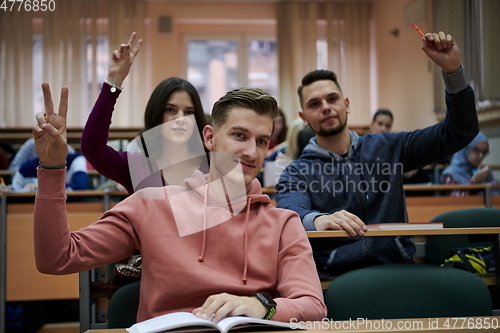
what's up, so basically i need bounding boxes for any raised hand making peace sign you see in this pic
[33,83,69,168]
[106,32,143,87]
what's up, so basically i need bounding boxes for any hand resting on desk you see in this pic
[313,210,367,236]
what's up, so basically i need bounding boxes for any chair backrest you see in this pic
[425,208,500,265]
[107,280,141,329]
[325,263,492,320]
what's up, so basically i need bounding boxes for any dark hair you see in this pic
[141,77,208,157]
[372,108,394,122]
[297,70,343,106]
[274,108,288,144]
[211,87,279,129]
[143,77,206,133]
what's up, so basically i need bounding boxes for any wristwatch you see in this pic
[254,293,277,320]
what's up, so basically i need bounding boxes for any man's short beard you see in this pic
[313,121,347,137]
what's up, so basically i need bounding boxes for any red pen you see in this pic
[411,23,437,51]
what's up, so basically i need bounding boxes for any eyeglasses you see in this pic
[470,147,489,156]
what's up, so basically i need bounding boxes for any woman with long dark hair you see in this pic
[81,33,209,281]
[81,32,209,194]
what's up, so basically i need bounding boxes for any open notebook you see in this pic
[127,312,302,333]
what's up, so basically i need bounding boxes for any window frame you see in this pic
[181,33,278,114]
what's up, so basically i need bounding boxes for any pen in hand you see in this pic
[411,23,438,51]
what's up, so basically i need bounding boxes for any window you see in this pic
[32,35,44,117]
[434,0,500,108]
[1,1,146,128]
[472,0,500,106]
[247,39,277,97]
[186,37,277,114]
[31,18,110,120]
[85,32,110,109]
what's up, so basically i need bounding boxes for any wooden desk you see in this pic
[84,316,500,332]
[404,183,500,221]
[406,195,486,222]
[261,183,500,220]
[410,183,500,221]
[307,227,500,305]
[0,190,128,333]
[306,227,500,238]
[0,170,14,176]
[262,181,500,194]
[0,127,141,144]
[404,183,500,192]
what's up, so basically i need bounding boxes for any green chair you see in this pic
[107,280,141,329]
[325,263,492,320]
[425,208,500,266]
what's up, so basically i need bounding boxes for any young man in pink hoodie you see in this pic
[32,84,327,324]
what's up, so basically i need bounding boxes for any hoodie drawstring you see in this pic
[241,197,251,285]
[197,183,253,286]
[198,185,209,262]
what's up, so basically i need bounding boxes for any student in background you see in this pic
[277,30,478,276]
[369,108,393,134]
[442,132,495,196]
[296,125,315,158]
[12,152,88,191]
[0,142,17,169]
[80,32,208,194]
[263,117,306,189]
[266,117,305,162]
[0,147,7,170]
[268,109,287,151]
[370,108,431,188]
[8,137,75,171]
[32,83,326,324]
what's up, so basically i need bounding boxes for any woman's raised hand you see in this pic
[106,32,143,87]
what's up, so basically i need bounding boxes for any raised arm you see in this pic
[33,84,138,275]
[80,32,143,194]
[400,30,478,171]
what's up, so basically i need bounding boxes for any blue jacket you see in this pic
[276,67,478,254]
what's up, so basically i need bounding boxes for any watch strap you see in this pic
[264,306,276,320]
[254,293,277,320]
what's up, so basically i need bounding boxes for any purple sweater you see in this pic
[81,83,208,194]
[81,83,136,193]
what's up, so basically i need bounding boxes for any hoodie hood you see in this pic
[183,170,270,207]
[301,131,361,160]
